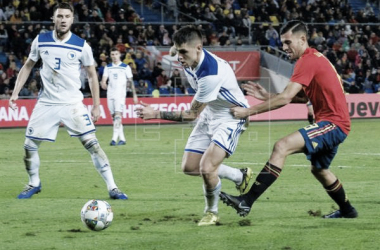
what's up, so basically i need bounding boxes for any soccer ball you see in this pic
[81,200,113,231]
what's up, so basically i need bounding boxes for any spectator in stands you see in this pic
[138,62,153,82]
[134,51,147,71]
[90,8,104,22]
[156,70,169,89]
[136,79,149,95]
[152,61,163,80]
[218,31,229,46]
[362,69,375,93]
[0,6,7,21]
[127,29,137,46]
[170,68,187,94]
[0,23,9,48]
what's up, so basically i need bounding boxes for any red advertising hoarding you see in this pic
[0,94,379,128]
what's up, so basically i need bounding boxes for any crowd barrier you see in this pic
[0,94,379,128]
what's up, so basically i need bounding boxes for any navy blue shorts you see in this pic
[298,121,347,169]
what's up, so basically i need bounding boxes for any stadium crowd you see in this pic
[0,0,380,99]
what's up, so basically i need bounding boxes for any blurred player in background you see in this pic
[9,3,128,200]
[220,20,357,219]
[101,47,138,146]
[136,26,253,226]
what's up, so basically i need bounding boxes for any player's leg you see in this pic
[184,119,251,189]
[108,98,117,145]
[113,98,126,145]
[311,166,357,218]
[220,130,305,216]
[303,121,357,218]
[63,102,127,199]
[79,133,128,199]
[18,138,43,199]
[18,103,60,199]
[196,143,226,226]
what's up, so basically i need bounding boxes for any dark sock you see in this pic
[324,179,354,213]
[243,162,282,206]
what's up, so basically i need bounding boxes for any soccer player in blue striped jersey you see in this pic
[9,3,128,200]
[136,26,253,226]
[101,47,138,146]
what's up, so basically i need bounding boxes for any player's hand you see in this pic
[100,83,107,90]
[230,106,251,119]
[135,101,158,120]
[169,46,177,57]
[242,82,269,101]
[91,105,100,123]
[9,94,18,110]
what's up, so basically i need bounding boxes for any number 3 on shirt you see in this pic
[54,58,61,70]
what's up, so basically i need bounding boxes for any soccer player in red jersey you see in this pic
[220,20,358,219]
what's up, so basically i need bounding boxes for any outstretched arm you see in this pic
[231,81,304,118]
[9,58,36,110]
[136,99,206,121]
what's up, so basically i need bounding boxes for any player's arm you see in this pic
[9,58,36,110]
[136,99,206,121]
[231,81,304,118]
[85,65,101,123]
[100,72,108,90]
[290,88,309,103]
[128,77,138,104]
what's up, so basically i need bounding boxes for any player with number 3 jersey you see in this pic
[9,3,128,200]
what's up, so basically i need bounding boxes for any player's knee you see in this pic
[80,134,100,154]
[272,139,289,157]
[181,161,200,176]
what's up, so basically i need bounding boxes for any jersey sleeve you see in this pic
[126,65,133,79]
[103,66,109,77]
[194,75,222,103]
[290,56,316,87]
[28,36,40,62]
[81,42,95,66]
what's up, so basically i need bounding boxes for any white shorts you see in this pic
[107,97,125,115]
[184,118,247,156]
[26,102,96,141]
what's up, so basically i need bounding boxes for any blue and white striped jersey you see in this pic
[29,31,94,104]
[184,49,249,121]
[103,62,133,100]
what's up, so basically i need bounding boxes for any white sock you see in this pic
[86,140,117,191]
[112,117,119,141]
[218,164,242,185]
[24,150,40,187]
[203,179,221,214]
[119,123,125,142]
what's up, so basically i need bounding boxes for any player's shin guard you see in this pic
[24,138,41,187]
[203,179,221,214]
[83,136,117,191]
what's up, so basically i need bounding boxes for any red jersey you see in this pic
[290,48,351,134]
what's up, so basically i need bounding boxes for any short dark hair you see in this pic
[53,3,74,14]
[280,20,308,36]
[110,47,119,52]
[172,25,202,46]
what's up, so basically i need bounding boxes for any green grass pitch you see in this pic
[0,119,379,250]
